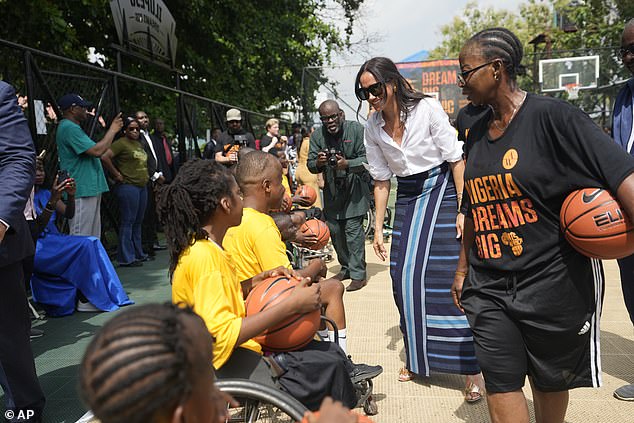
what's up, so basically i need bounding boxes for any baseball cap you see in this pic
[226,108,242,122]
[57,94,92,111]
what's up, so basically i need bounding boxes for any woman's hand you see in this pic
[456,212,465,239]
[451,273,466,313]
[373,232,387,261]
[50,175,65,203]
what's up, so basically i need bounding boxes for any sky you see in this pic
[335,0,527,65]
[314,0,528,120]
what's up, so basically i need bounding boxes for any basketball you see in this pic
[295,185,317,206]
[560,188,634,259]
[245,276,320,352]
[299,219,330,250]
[300,411,374,423]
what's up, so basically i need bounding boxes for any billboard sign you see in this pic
[110,0,178,65]
[397,59,467,120]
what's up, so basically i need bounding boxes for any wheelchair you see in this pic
[218,379,308,423]
[286,240,381,416]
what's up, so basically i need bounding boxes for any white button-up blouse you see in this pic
[364,97,464,181]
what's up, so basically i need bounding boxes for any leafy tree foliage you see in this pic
[0,0,364,119]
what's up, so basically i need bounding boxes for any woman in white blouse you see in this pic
[355,57,484,402]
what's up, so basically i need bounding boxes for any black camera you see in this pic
[233,134,249,148]
[322,148,342,167]
[57,169,70,183]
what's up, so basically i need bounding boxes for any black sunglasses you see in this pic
[319,113,340,122]
[457,60,496,85]
[356,81,385,101]
[620,44,634,57]
[127,127,140,132]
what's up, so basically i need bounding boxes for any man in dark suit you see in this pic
[135,111,168,256]
[0,81,45,422]
[151,118,174,183]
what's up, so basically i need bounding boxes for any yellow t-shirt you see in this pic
[171,238,261,369]
[282,174,292,196]
[223,208,291,282]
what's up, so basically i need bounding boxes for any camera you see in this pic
[57,169,70,183]
[321,148,342,167]
[232,134,249,148]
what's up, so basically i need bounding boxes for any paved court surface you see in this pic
[3,239,633,422]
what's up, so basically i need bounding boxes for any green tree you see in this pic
[0,0,364,120]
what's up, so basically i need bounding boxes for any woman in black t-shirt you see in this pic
[451,27,634,423]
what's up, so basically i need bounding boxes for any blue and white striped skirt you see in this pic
[390,163,479,376]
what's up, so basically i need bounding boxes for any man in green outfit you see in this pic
[308,100,370,292]
[55,94,122,238]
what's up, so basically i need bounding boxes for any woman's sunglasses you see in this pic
[127,127,140,132]
[356,82,385,101]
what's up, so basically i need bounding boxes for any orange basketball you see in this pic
[560,188,634,259]
[295,185,317,206]
[245,276,319,352]
[300,411,374,423]
[299,219,330,250]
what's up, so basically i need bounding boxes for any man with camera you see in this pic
[56,93,123,238]
[215,108,256,166]
[307,100,371,292]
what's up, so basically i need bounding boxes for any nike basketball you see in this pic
[560,188,634,259]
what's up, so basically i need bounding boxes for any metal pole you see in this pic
[23,51,37,143]
[176,74,186,166]
[113,50,122,113]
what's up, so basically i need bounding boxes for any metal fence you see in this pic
[0,38,292,252]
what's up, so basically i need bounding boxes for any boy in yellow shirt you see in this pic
[224,151,351,351]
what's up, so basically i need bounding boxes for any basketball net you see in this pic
[564,83,580,100]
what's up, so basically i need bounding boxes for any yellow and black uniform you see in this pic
[171,238,261,369]
[461,94,634,393]
[223,208,291,281]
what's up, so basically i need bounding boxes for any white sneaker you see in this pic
[76,300,101,312]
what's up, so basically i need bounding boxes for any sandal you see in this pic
[398,367,414,382]
[464,379,484,403]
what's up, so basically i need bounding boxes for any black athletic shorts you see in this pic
[460,251,604,393]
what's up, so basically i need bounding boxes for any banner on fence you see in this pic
[397,59,468,121]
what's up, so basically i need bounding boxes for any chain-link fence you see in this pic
[0,38,292,252]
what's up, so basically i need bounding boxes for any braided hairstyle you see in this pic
[466,27,526,85]
[354,56,428,124]
[80,303,205,423]
[155,159,234,276]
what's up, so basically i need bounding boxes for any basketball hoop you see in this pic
[564,83,580,100]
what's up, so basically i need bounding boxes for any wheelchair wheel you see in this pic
[217,379,308,423]
[362,208,375,239]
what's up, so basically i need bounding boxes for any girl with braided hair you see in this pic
[80,303,234,423]
[452,27,634,422]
